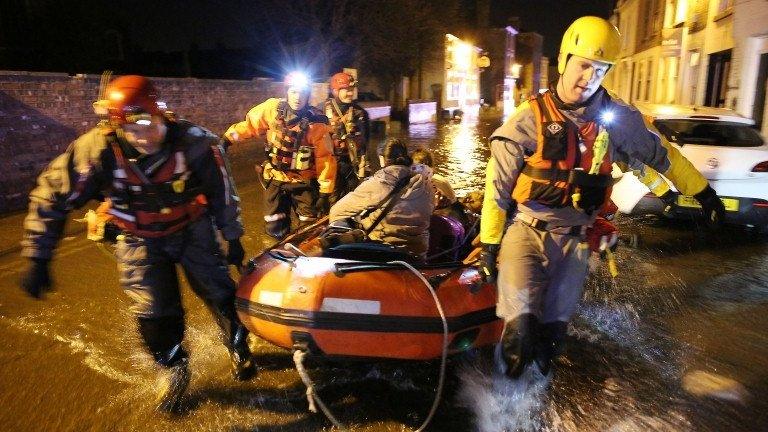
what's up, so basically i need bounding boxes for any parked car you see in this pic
[611,103,768,231]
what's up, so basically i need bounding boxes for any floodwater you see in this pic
[1,116,767,431]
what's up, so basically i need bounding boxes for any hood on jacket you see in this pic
[374,164,432,199]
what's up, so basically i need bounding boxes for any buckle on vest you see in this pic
[172,179,185,193]
[545,122,564,136]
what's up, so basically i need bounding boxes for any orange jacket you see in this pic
[225,98,336,193]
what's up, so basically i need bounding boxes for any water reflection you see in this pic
[397,119,496,197]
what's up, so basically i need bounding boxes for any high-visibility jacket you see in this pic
[225,98,336,194]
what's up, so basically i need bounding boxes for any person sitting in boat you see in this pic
[411,148,457,210]
[328,138,435,260]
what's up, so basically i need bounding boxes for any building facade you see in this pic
[606,0,741,119]
[730,0,768,134]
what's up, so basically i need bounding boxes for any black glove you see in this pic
[315,193,331,215]
[226,239,245,269]
[477,243,499,283]
[658,190,678,215]
[220,135,234,150]
[20,258,52,299]
[694,185,725,229]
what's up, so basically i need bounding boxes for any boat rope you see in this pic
[293,350,348,430]
[291,259,450,432]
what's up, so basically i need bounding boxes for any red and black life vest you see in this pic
[511,91,613,214]
[107,139,214,238]
[325,99,365,158]
[268,102,324,172]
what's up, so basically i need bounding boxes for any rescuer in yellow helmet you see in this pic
[478,16,726,379]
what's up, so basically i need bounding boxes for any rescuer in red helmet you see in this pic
[20,75,257,413]
[323,71,370,205]
[224,71,337,240]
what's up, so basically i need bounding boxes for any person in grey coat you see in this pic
[328,138,435,260]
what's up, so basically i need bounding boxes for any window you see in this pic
[717,0,733,14]
[666,57,679,104]
[688,50,700,105]
[654,120,764,147]
[645,60,653,101]
[658,58,666,102]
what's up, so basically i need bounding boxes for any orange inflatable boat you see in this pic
[235,215,503,360]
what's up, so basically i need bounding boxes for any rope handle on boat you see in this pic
[291,260,449,432]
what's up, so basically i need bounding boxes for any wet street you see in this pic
[2,118,768,431]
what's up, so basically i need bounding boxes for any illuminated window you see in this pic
[645,60,653,101]
[717,0,733,13]
[658,58,666,102]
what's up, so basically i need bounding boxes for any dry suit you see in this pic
[22,120,250,370]
[226,98,336,239]
[481,87,710,375]
[323,98,370,204]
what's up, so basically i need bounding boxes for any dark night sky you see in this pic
[126,0,615,56]
[490,0,616,59]
[0,0,615,78]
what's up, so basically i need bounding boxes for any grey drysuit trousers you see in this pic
[496,220,591,324]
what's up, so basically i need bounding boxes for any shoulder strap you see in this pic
[362,174,415,236]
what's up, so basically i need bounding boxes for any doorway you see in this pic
[705,49,732,107]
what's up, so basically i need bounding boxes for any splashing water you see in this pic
[456,355,552,432]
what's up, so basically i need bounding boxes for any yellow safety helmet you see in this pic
[557,16,621,74]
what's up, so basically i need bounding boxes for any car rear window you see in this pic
[653,119,765,147]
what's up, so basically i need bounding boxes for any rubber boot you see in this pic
[265,219,290,240]
[137,317,191,413]
[230,325,257,381]
[154,344,191,414]
[500,313,539,379]
[206,302,258,381]
[534,321,568,376]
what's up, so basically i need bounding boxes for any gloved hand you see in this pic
[315,193,331,215]
[586,218,618,255]
[226,239,245,269]
[20,258,52,299]
[694,185,725,229]
[656,189,677,213]
[477,243,500,283]
[220,134,235,150]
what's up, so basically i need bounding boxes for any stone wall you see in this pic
[0,71,284,213]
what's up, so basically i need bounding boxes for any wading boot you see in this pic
[534,321,568,376]
[500,313,539,379]
[155,346,190,414]
[231,326,257,381]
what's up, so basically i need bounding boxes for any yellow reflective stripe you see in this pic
[643,116,708,195]
[480,158,507,244]
[635,166,671,196]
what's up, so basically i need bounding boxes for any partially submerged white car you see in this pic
[611,103,768,231]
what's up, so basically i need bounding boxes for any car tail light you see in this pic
[752,161,768,172]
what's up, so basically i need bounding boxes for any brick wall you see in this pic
[0,71,284,213]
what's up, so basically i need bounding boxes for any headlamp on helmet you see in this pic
[94,75,162,126]
[330,72,357,92]
[285,71,310,91]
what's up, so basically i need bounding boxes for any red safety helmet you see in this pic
[330,72,356,93]
[95,75,162,125]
